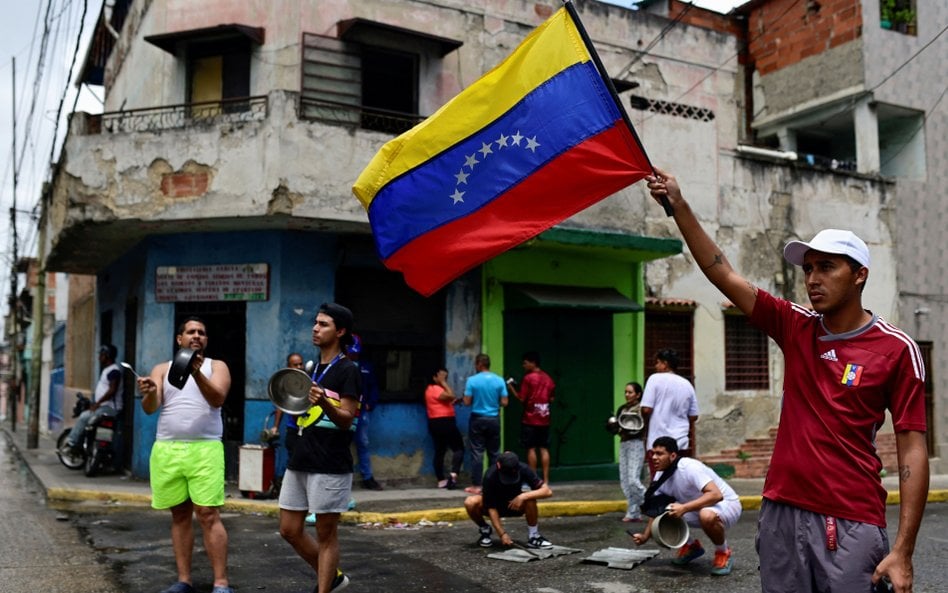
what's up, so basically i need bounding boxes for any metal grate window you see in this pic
[724,313,769,390]
[628,95,715,122]
[645,308,695,383]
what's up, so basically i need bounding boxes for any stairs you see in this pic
[700,427,778,479]
[700,427,900,479]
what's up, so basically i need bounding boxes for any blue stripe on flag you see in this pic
[368,61,621,260]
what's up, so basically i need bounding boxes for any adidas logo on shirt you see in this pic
[820,349,838,362]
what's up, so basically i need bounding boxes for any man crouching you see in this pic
[464,450,554,549]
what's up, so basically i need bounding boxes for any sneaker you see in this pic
[211,587,234,593]
[446,472,458,490]
[330,569,350,591]
[477,525,493,548]
[671,539,705,565]
[305,513,317,525]
[526,534,553,549]
[362,478,384,491]
[710,548,733,576]
[159,583,196,593]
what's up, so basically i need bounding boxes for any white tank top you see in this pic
[156,358,223,441]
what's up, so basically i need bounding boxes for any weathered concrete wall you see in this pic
[863,0,948,466]
[753,39,864,116]
[54,0,912,468]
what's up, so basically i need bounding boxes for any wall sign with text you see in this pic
[156,264,270,302]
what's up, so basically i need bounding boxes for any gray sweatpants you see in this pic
[756,499,889,593]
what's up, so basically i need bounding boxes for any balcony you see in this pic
[46,91,378,274]
[81,96,268,135]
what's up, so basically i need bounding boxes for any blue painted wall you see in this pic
[99,229,476,483]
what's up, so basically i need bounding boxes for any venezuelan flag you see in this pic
[352,6,652,296]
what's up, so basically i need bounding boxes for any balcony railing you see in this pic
[84,96,268,135]
[298,97,425,135]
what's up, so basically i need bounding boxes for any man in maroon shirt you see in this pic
[507,351,555,485]
[646,168,928,593]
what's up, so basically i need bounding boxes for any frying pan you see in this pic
[168,348,199,389]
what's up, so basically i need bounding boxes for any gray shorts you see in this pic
[278,470,352,514]
[756,499,889,593]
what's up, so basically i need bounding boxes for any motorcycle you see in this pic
[55,393,119,477]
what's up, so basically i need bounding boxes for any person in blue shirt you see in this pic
[347,334,383,490]
[462,353,508,494]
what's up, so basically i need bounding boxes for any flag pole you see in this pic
[562,0,673,216]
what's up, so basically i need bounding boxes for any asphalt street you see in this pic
[4,428,948,593]
[0,437,121,593]
[65,501,948,593]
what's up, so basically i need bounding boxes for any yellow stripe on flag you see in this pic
[353,7,590,209]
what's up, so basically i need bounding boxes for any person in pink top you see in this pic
[507,351,555,485]
[425,367,463,489]
[646,168,928,593]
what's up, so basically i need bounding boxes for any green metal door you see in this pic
[503,309,614,480]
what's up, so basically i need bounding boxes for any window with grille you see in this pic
[724,312,769,390]
[645,306,695,383]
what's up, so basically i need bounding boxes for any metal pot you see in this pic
[267,368,314,415]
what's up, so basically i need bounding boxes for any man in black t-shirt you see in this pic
[278,303,362,593]
[463,451,554,549]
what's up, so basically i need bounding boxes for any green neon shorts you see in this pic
[149,440,225,509]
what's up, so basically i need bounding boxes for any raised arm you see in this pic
[191,355,231,408]
[646,168,758,316]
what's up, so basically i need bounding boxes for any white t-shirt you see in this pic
[654,457,739,505]
[94,362,124,412]
[641,371,698,450]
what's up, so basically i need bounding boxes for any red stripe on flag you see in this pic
[384,124,651,296]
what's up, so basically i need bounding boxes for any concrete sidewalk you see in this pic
[5,425,947,525]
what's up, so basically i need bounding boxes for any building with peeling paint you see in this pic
[39,0,942,482]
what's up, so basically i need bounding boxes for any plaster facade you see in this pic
[42,0,916,480]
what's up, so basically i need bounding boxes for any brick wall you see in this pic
[747,0,863,76]
[669,0,743,36]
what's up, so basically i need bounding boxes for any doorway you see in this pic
[174,302,246,479]
[503,309,614,480]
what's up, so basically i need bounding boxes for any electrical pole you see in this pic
[8,57,19,432]
[27,189,48,448]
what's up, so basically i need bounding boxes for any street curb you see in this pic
[40,488,948,525]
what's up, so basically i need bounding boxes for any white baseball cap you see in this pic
[783,229,870,269]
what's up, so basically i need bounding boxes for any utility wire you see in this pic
[642,0,803,122]
[44,0,90,191]
[614,1,696,80]
[879,83,947,169]
[869,24,948,93]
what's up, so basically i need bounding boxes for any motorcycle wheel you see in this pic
[84,444,100,477]
[56,430,85,470]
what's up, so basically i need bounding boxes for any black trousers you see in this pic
[428,416,464,480]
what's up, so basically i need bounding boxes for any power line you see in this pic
[879,83,948,170]
[869,24,948,93]
[614,1,696,80]
[642,0,803,123]
[45,0,90,189]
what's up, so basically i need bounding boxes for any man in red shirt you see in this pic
[507,351,555,485]
[646,169,928,593]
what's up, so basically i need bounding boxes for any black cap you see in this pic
[318,302,354,347]
[497,451,522,485]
